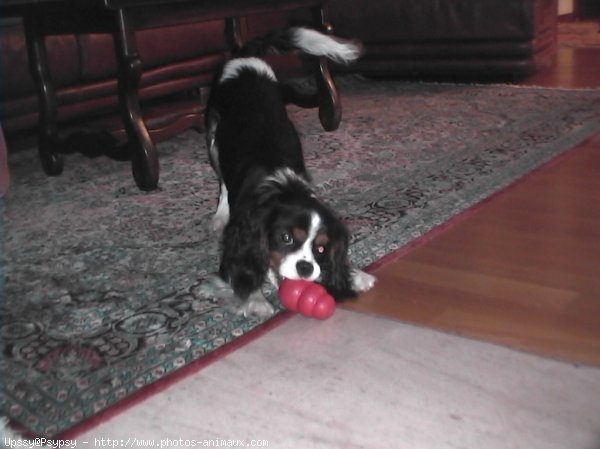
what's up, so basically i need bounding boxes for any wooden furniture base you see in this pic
[5,0,339,190]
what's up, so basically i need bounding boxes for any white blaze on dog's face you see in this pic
[269,211,329,281]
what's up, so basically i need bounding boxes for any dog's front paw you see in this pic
[212,214,228,234]
[351,269,376,292]
[198,274,234,300]
[236,293,276,319]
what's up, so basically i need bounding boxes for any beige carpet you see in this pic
[76,309,600,449]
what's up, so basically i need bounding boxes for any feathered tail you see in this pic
[240,27,362,65]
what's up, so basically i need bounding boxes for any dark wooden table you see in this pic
[2,0,341,190]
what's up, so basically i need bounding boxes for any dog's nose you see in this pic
[296,260,314,278]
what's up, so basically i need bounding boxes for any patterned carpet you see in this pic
[2,78,600,437]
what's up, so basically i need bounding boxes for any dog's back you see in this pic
[207,58,306,207]
[206,27,361,208]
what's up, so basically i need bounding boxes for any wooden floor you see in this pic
[345,39,600,366]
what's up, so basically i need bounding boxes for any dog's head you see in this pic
[220,169,357,300]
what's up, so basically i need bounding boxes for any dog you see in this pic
[203,27,375,317]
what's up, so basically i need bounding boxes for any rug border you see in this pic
[46,311,295,440]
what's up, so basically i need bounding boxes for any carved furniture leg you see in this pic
[225,17,244,52]
[312,6,341,131]
[113,9,159,191]
[23,14,64,176]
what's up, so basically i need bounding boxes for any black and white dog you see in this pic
[203,27,375,317]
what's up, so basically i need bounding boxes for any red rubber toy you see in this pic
[279,279,336,320]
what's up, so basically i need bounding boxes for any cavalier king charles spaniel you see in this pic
[203,27,375,317]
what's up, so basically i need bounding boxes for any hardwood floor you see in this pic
[345,39,600,366]
[523,47,600,88]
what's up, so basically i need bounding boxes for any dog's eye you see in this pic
[280,233,294,245]
[316,245,326,254]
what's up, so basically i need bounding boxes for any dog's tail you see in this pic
[240,27,362,65]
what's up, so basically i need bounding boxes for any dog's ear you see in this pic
[219,178,281,299]
[319,227,357,301]
[219,200,270,299]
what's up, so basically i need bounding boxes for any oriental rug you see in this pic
[1,78,600,437]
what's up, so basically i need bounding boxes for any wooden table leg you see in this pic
[225,17,244,52]
[113,8,159,191]
[23,14,64,176]
[0,124,9,197]
[312,6,341,131]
